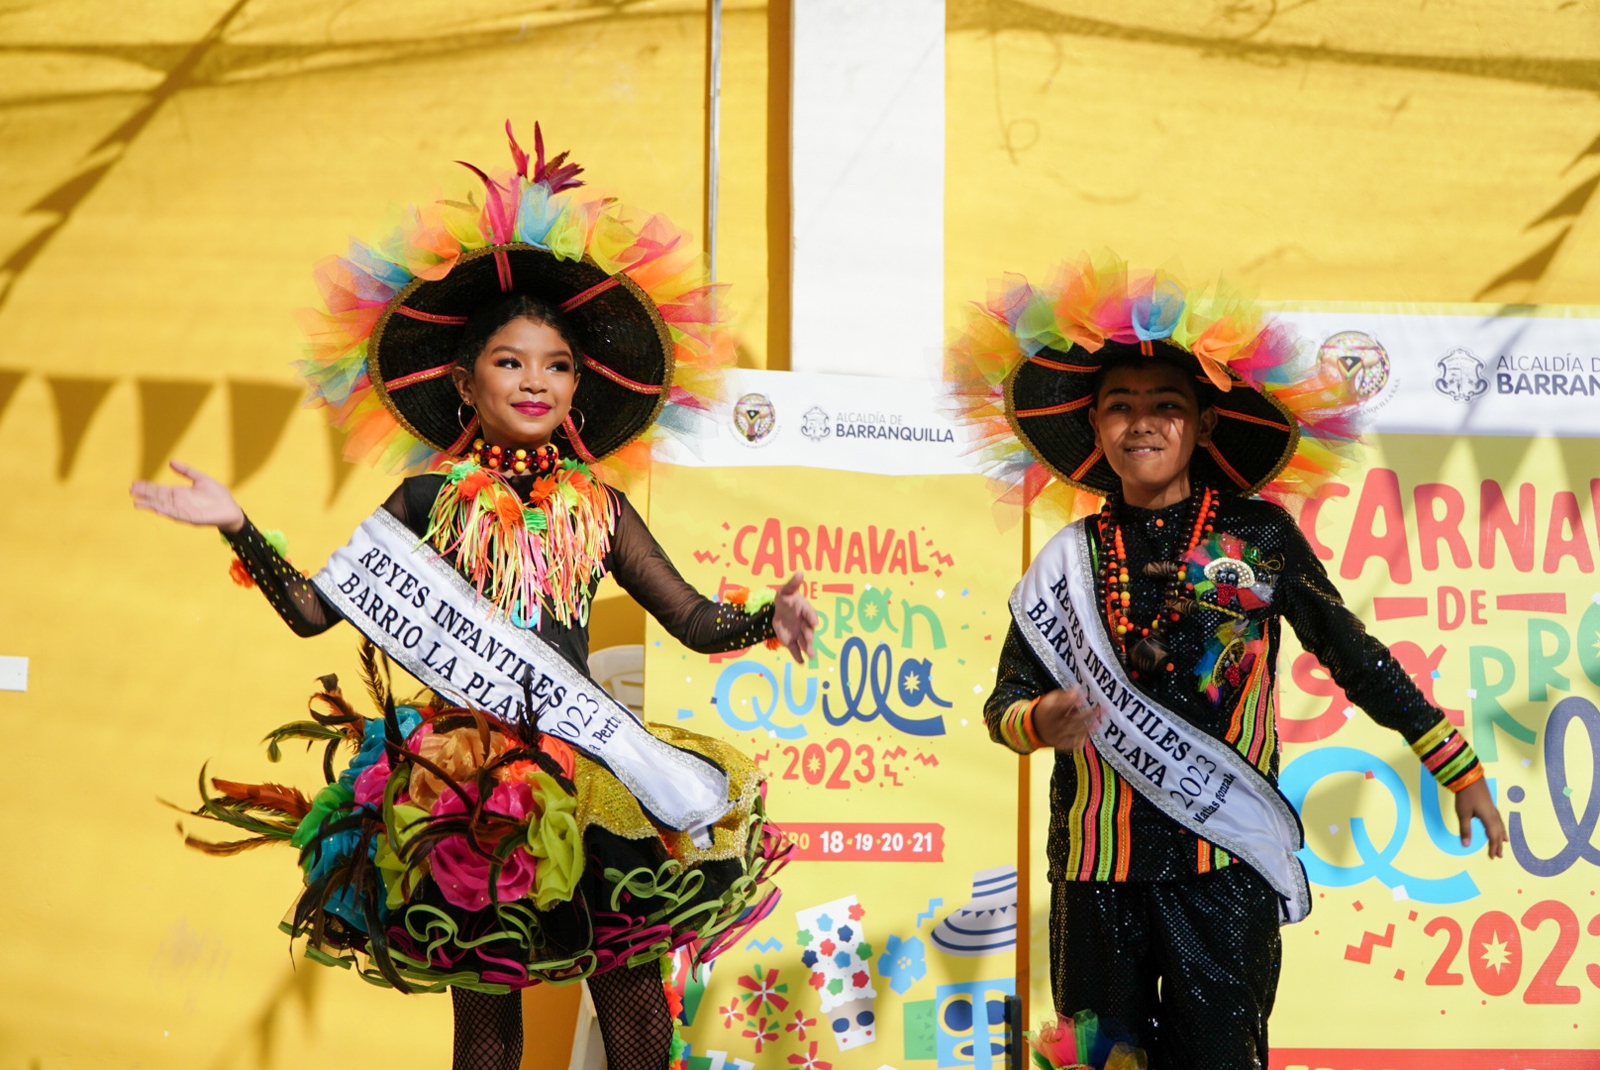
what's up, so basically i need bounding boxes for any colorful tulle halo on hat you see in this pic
[295,121,732,484]
[944,252,1365,524]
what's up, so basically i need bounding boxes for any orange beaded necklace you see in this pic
[1098,485,1218,678]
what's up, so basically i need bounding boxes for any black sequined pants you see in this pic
[1050,865,1282,1070]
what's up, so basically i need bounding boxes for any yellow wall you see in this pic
[945,0,1600,308]
[1,1,1596,1066]
[0,4,721,1066]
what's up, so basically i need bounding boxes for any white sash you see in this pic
[1012,520,1310,924]
[312,509,732,835]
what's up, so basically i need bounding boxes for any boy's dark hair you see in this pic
[1090,347,1220,410]
[454,293,584,372]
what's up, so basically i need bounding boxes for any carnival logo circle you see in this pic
[732,392,777,447]
[1434,347,1488,403]
[800,405,832,442]
[1321,330,1391,401]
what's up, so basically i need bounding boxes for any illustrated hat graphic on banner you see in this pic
[929,866,1017,957]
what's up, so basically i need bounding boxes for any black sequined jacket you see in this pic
[225,473,776,678]
[984,492,1475,884]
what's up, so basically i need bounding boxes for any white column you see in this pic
[789,0,945,379]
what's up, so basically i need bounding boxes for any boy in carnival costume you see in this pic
[947,256,1506,1069]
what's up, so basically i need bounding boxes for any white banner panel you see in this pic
[1275,308,1600,438]
[657,369,975,475]
[666,311,1600,482]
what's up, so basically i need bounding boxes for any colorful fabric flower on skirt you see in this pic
[876,934,929,995]
[522,768,583,908]
[787,1041,832,1070]
[738,965,789,1015]
[294,782,378,931]
[408,722,517,812]
[339,707,423,791]
[428,780,538,910]
[718,999,744,1029]
[374,801,431,909]
[313,843,377,931]
[347,707,424,805]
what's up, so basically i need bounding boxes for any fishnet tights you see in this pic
[452,989,523,1070]
[586,962,676,1070]
[450,963,674,1070]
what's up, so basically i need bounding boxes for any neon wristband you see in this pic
[1021,697,1045,751]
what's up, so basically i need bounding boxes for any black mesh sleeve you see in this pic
[222,518,338,637]
[605,491,777,654]
[220,484,415,639]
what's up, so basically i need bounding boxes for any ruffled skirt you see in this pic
[186,667,788,994]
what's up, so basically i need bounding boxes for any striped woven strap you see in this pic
[583,354,662,395]
[396,306,469,325]
[1016,395,1093,418]
[385,363,455,390]
[560,275,623,312]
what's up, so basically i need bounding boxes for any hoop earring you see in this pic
[567,408,586,435]
[457,403,475,431]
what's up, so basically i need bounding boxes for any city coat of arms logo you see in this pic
[1434,347,1488,403]
[800,405,832,441]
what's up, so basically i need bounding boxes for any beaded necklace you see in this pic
[422,440,616,631]
[468,438,561,479]
[1097,485,1219,678]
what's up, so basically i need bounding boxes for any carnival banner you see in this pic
[1259,308,1600,1069]
[647,340,1600,1070]
[647,371,1024,1070]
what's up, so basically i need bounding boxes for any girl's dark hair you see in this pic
[455,293,584,372]
[1090,348,1220,409]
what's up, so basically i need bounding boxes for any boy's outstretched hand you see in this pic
[1455,777,1508,859]
[1032,687,1104,752]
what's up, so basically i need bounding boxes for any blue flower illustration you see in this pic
[876,934,928,995]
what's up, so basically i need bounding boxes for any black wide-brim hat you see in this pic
[369,244,672,462]
[1005,339,1300,496]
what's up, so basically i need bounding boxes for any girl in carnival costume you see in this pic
[131,123,817,1070]
[947,254,1505,1069]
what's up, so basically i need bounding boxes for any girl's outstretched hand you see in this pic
[773,572,819,664]
[1455,777,1508,859]
[130,461,245,532]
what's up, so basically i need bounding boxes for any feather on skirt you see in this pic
[185,652,788,995]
